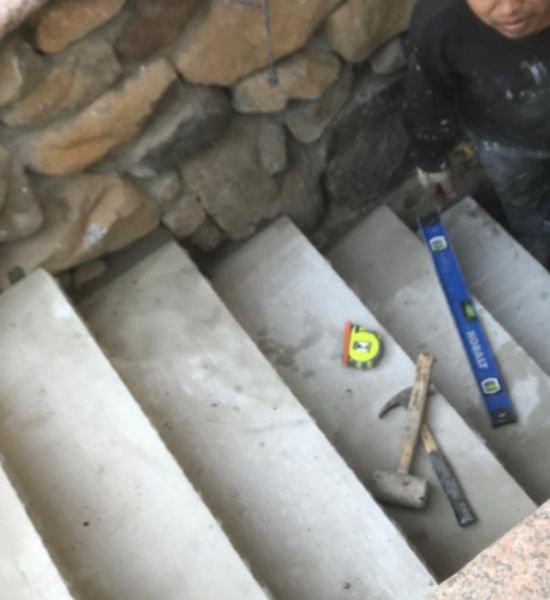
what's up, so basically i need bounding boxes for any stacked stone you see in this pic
[0,0,413,289]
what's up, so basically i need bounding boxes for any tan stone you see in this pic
[0,173,159,288]
[0,0,51,42]
[232,48,341,113]
[162,193,206,239]
[116,0,201,63]
[173,0,343,86]
[0,36,42,107]
[23,58,176,175]
[324,0,415,63]
[34,0,127,53]
[2,38,120,128]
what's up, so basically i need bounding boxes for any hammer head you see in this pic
[371,470,429,510]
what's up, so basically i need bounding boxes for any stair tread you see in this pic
[329,205,550,504]
[212,217,534,582]
[444,198,550,376]
[79,241,436,600]
[0,467,73,599]
[0,271,268,600]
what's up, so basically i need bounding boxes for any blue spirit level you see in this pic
[418,211,517,428]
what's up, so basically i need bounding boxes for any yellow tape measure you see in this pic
[342,321,383,370]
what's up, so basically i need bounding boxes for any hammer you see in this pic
[371,352,435,510]
[380,387,477,527]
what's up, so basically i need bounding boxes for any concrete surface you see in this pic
[444,197,550,377]
[329,205,550,504]
[430,500,550,600]
[0,270,268,600]
[211,217,535,581]
[0,466,73,599]
[79,242,436,600]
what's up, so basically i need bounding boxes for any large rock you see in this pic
[0,145,10,211]
[232,48,340,113]
[0,173,159,288]
[22,58,177,176]
[2,38,120,128]
[34,0,127,53]
[257,119,287,175]
[284,64,353,144]
[179,117,279,239]
[0,36,42,107]
[324,69,413,207]
[324,0,414,63]
[271,139,325,231]
[115,0,201,63]
[99,80,230,175]
[0,160,43,242]
[173,0,343,86]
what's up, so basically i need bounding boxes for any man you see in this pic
[405,0,550,265]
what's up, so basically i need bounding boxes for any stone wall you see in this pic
[0,0,415,289]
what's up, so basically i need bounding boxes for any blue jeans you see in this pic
[474,140,550,259]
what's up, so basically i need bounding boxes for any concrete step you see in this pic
[443,197,550,376]
[0,271,269,600]
[328,206,550,505]
[79,241,436,600]
[0,467,74,599]
[211,217,535,581]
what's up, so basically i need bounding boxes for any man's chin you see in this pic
[494,19,536,38]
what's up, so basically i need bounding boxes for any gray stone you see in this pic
[0,36,43,107]
[0,144,10,211]
[324,69,412,207]
[272,139,325,231]
[189,217,224,251]
[257,119,287,175]
[99,81,231,174]
[369,36,407,74]
[284,65,353,144]
[180,117,279,240]
[137,171,181,210]
[162,193,206,239]
[0,161,43,242]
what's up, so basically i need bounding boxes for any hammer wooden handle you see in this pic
[398,352,435,475]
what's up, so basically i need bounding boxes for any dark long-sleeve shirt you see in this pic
[405,0,550,171]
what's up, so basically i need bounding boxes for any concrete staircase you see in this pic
[1,194,548,598]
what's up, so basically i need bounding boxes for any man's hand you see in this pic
[417,167,457,200]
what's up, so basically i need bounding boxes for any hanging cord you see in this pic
[226,0,279,86]
[262,0,279,86]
